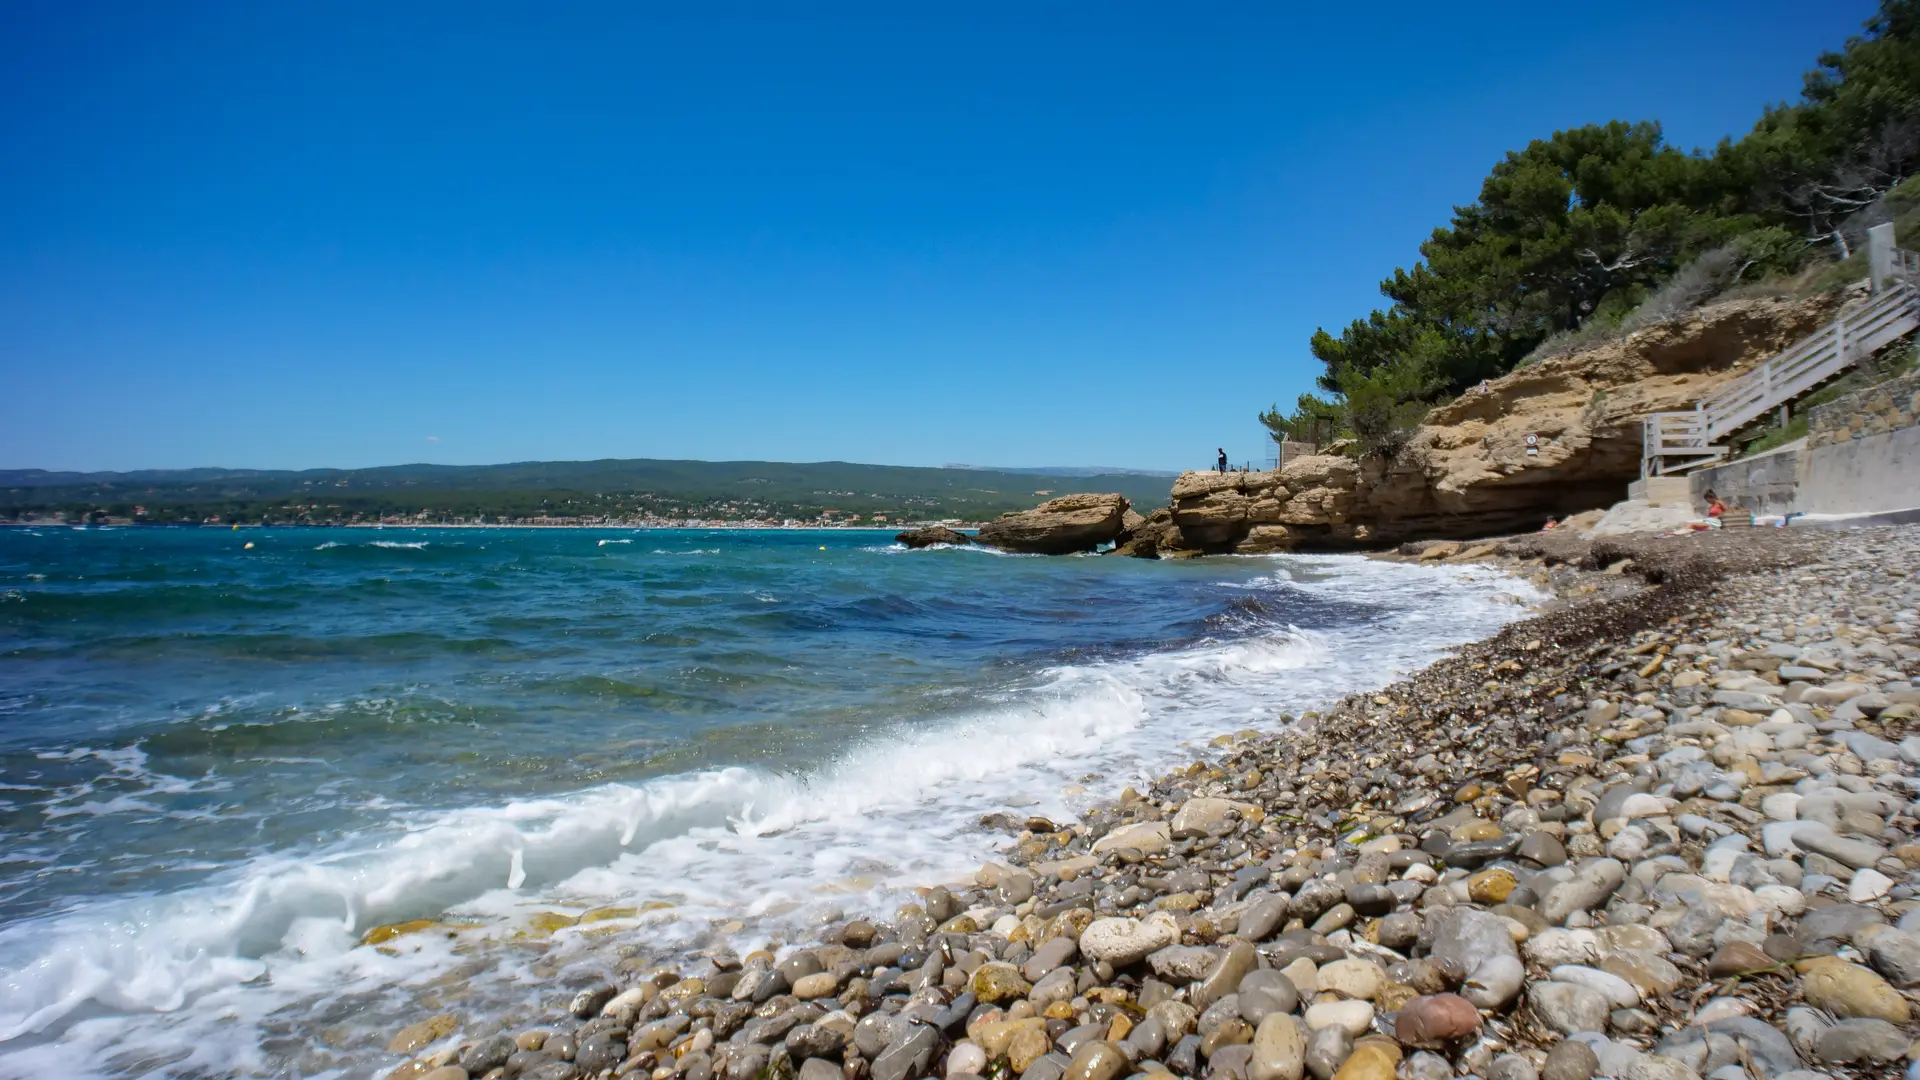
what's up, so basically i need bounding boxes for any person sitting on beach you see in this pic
[1541,517,1558,532]
[1216,448,1227,474]
[1704,490,1727,520]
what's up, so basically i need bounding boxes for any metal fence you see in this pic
[1241,440,1322,473]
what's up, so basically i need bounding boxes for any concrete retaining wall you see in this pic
[1688,442,1806,516]
[1798,424,1920,514]
[1685,369,1920,516]
[1800,369,1920,515]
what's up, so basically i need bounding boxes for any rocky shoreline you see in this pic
[385,526,1920,1080]
[1126,287,1859,558]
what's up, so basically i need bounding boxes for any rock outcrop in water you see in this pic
[1113,508,1172,558]
[1143,288,1853,556]
[896,526,973,549]
[975,493,1130,555]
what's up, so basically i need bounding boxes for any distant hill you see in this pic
[940,464,1180,478]
[0,458,1177,525]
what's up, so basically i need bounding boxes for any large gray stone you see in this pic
[1021,935,1078,982]
[1302,1025,1350,1080]
[1799,903,1884,944]
[1237,970,1301,1026]
[461,1035,517,1076]
[1539,1041,1597,1080]
[1709,1016,1807,1079]
[1430,908,1524,1009]
[869,1024,939,1080]
[1528,981,1609,1036]
[1815,1018,1908,1064]
[1538,859,1626,925]
[1591,782,1649,825]
[1840,731,1903,762]
[1789,823,1887,870]
[798,1060,843,1080]
[1860,924,1920,986]
[1149,945,1221,982]
[1192,942,1259,1011]
[1237,894,1291,942]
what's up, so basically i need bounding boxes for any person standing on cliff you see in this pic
[1216,448,1227,474]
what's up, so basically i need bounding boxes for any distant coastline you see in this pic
[0,520,966,531]
[1,456,1175,530]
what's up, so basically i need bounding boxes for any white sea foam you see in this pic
[596,539,633,546]
[29,747,229,825]
[873,542,1034,557]
[0,556,1544,1078]
[368,541,429,550]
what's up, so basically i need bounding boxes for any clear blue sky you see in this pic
[0,1,1880,473]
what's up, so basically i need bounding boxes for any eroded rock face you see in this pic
[975,493,1130,555]
[1113,507,1175,558]
[1153,289,1851,555]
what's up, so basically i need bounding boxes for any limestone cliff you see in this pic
[1147,287,1857,556]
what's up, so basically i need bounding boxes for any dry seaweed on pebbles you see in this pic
[384,527,1920,1080]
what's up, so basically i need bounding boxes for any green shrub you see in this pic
[1800,251,1870,294]
[1258,358,1441,459]
[1336,358,1439,457]
[1258,393,1345,446]
[1738,416,1810,457]
[1517,229,1812,367]
[1273,2,1920,435]
[1517,312,1629,368]
[1623,229,1808,328]
[1887,174,1920,217]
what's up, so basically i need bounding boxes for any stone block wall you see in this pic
[1689,443,1805,516]
[1808,370,1920,448]
[1277,441,1322,468]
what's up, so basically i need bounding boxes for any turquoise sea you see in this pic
[0,526,1540,1077]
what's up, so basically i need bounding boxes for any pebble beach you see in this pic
[370,524,1920,1080]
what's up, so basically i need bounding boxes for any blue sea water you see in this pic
[0,526,1540,1077]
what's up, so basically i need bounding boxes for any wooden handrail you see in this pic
[1640,251,1920,476]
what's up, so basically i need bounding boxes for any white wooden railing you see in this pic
[1640,249,1920,476]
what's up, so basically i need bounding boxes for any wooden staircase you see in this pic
[1640,244,1920,477]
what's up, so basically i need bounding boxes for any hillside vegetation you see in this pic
[1264,0,1920,455]
[0,459,1174,526]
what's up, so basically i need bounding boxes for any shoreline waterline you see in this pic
[346,525,1920,1080]
[0,530,1553,1076]
[0,523,947,531]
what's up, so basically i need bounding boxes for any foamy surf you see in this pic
[0,553,1543,1078]
[873,542,1035,557]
